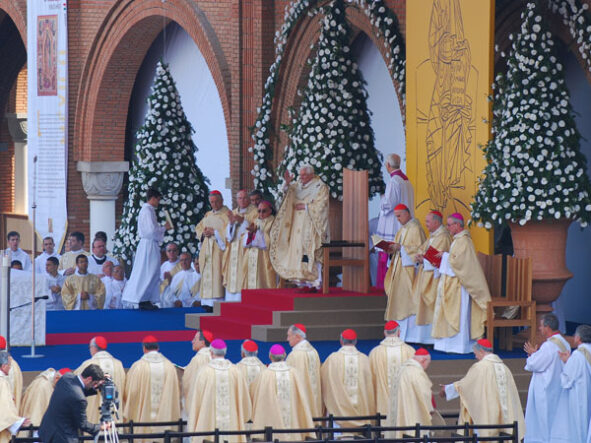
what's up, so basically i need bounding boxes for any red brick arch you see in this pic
[269,1,405,167]
[0,1,26,45]
[74,0,232,163]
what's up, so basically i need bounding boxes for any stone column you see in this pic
[77,161,129,243]
[6,113,28,214]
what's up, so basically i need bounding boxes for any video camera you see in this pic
[99,377,119,423]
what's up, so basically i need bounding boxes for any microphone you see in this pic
[34,295,49,301]
[10,295,50,311]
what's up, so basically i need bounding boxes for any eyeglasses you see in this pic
[166,249,178,253]
[258,209,270,213]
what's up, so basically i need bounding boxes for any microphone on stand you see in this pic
[10,295,50,311]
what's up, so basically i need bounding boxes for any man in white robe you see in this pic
[162,252,201,308]
[35,236,61,274]
[58,232,90,276]
[87,237,119,276]
[104,265,126,309]
[375,154,414,288]
[160,242,180,294]
[45,256,65,311]
[551,324,591,442]
[122,189,171,310]
[5,231,31,272]
[524,313,571,443]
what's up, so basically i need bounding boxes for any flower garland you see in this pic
[471,2,591,229]
[250,0,406,196]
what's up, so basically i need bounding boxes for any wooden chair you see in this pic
[483,254,536,350]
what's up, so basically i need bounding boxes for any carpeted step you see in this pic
[271,309,385,326]
[198,317,255,340]
[219,303,275,323]
[252,323,384,342]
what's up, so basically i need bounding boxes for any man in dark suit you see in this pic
[39,364,108,443]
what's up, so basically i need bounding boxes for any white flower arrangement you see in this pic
[472,2,591,229]
[249,0,405,196]
[113,61,210,264]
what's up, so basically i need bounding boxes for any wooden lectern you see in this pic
[322,169,369,294]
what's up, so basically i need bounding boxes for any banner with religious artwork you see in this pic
[27,0,69,251]
[406,0,494,252]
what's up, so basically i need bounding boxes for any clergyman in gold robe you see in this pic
[432,213,491,354]
[236,339,266,388]
[243,201,276,289]
[19,368,64,426]
[270,165,329,291]
[195,190,231,309]
[384,204,426,341]
[61,255,105,310]
[123,336,180,438]
[386,348,434,439]
[369,321,415,415]
[0,352,29,443]
[439,339,525,441]
[251,344,315,441]
[182,329,214,404]
[285,323,322,417]
[321,329,376,434]
[0,336,22,412]
[187,339,252,443]
[75,336,126,423]
[223,189,257,301]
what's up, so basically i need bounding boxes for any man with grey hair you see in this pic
[285,323,322,416]
[0,351,30,439]
[375,153,414,289]
[187,339,251,441]
[551,324,591,442]
[270,165,329,292]
[236,339,266,387]
[524,313,571,442]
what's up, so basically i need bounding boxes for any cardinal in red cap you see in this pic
[20,366,62,426]
[286,324,323,416]
[183,329,215,401]
[76,336,126,423]
[124,335,180,429]
[321,328,376,427]
[195,184,231,305]
[0,335,23,410]
[250,342,315,439]
[369,321,415,414]
[238,338,267,385]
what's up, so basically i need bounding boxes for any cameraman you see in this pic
[39,364,110,443]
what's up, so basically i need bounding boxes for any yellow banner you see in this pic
[406,0,494,253]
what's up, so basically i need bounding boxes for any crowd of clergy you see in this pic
[2,318,591,442]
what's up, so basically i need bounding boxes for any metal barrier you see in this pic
[13,414,519,443]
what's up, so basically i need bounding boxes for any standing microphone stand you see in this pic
[23,155,43,359]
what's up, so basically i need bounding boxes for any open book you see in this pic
[371,234,395,252]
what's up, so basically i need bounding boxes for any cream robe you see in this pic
[160,260,182,294]
[286,339,323,417]
[0,372,22,443]
[414,225,452,325]
[162,269,201,307]
[243,216,277,289]
[62,272,106,310]
[123,351,181,438]
[19,368,56,426]
[182,347,212,402]
[369,336,416,415]
[452,353,525,441]
[75,351,126,423]
[384,218,426,321]
[236,356,266,388]
[386,358,433,439]
[223,205,257,294]
[58,249,90,273]
[187,358,251,443]
[7,359,22,412]
[432,230,491,339]
[251,361,315,441]
[195,207,231,300]
[321,346,376,433]
[270,176,329,282]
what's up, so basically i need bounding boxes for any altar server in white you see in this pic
[87,237,119,276]
[5,231,31,272]
[524,313,570,443]
[44,257,65,310]
[122,188,171,310]
[550,324,591,443]
[35,236,61,273]
[161,252,201,308]
[104,265,126,310]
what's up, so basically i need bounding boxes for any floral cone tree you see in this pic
[472,1,591,229]
[276,0,385,200]
[113,61,210,265]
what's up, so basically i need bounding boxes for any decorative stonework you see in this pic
[5,113,27,143]
[77,161,129,200]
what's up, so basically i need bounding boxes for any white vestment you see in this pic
[103,277,126,309]
[224,208,249,302]
[122,203,166,306]
[5,248,32,271]
[525,334,571,443]
[376,172,414,242]
[433,252,474,354]
[161,269,201,308]
[550,342,591,443]
[45,272,66,310]
[87,254,119,275]
[160,259,180,280]
[35,251,61,274]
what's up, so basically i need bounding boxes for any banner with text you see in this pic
[27,0,68,250]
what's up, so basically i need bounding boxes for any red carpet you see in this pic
[199,287,384,339]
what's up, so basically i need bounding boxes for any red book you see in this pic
[423,246,442,268]
[371,235,395,252]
